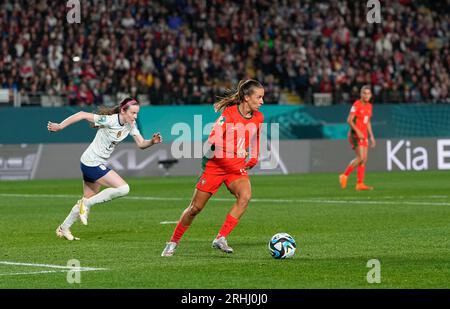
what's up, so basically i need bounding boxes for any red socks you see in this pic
[170,222,190,243]
[357,165,366,184]
[217,214,239,239]
[344,165,355,176]
[170,214,240,243]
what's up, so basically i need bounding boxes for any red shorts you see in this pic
[349,133,368,149]
[196,168,249,195]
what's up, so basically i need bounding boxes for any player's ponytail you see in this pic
[214,79,263,113]
[95,97,139,115]
[91,97,139,128]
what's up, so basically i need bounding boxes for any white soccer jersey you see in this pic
[80,114,141,166]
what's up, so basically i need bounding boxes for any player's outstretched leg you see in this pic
[56,200,82,240]
[82,184,130,225]
[161,189,211,257]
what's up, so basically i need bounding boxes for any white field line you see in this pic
[0,270,68,276]
[320,195,448,200]
[0,193,450,207]
[0,261,108,270]
[0,261,108,277]
[159,221,179,225]
[0,261,108,276]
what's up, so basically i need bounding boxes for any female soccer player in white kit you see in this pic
[47,97,162,240]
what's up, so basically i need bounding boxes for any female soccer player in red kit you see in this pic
[162,79,264,256]
[340,85,376,190]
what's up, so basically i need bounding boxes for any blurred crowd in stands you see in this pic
[0,0,448,106]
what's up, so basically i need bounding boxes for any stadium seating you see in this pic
[0,0,448,106]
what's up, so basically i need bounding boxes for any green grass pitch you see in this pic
[0,171,449,288]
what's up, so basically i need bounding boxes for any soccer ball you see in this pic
[268,233,296,259]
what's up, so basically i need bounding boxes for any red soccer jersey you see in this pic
[349,100,372,138]
[204,104,264,174]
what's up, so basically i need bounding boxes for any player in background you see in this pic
[161,79,265,256]
[339,85,376,190]
[47,97,162,240]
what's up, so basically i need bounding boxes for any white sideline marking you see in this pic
[160,221,178,225]
[0,261,108,277]
[0,261,108,270]
[328,195,448,200]
[1,270,68,276]
[0,193,450,207]
[0,193,76,198]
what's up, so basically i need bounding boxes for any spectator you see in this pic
[0,0,447,106]
[77,83,94,106]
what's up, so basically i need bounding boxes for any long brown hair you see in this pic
[91,97,139,128]
[214,79,263,113]
[95,97,140,115]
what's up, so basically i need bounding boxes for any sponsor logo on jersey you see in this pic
[117,131,122,138]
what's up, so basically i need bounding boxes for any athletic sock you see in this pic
[216,214,239,239]
[170,222,190,243]
[61,203,80,230]
[84,185,129,209]
[357,165,366,184]
[344,165,355,176]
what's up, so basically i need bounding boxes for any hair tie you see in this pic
[121,99,137,110]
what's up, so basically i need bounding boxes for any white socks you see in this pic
[60,185,130,230]
[61,204,80,230]
[83,184,130,209]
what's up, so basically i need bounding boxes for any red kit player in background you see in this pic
[340,85,376,191]
[162,79,265,256]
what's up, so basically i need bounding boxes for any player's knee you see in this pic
[187,203,201,217]
[117,184,130,197]
[237,191,252,206]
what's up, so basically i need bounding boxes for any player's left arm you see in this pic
[367,120,376,148]
[245,116,264,170]
[133,132,163,150]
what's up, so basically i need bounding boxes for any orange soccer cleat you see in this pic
[339,174,348,189]
[355,183,373,191]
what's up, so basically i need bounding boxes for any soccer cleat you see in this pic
[56,226,80,241]
[79,199,89,225]
[161,242,178,257]
[212,236,234,253]
[356,183,374,191]
[339,174,348,189]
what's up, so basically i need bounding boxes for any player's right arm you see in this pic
[207,109,230,148]
[367,119,376,148]
[347,107,364,139]
[47,111,95,132]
